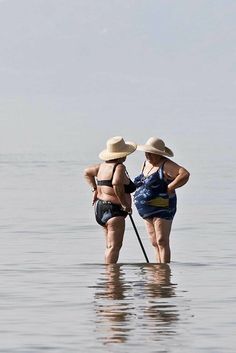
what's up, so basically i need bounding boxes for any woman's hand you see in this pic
[92,189,98,205]
[121,204,132,214]
[167,184,175,195]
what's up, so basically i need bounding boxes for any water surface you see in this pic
[0,154,235,352]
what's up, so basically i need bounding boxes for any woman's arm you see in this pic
[112,164,131,212]
[164,160,190,194]
[84,164,100,205]
[84,164,100,190]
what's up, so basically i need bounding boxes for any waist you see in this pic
[97,199,121,206]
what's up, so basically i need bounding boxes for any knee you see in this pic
[148,230,158,247]
[150,238,158,247]
[156,237,168,248]
[107,240,123,251]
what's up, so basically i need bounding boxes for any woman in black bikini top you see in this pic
[84,136,137,264]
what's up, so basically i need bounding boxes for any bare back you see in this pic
[97,162,131,206]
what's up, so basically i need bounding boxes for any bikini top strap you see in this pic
[97,162,122,182]
[111,162,122,180]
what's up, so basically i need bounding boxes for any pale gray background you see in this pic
[0,0,235,160]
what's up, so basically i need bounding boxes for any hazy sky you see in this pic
[0,0,235,160]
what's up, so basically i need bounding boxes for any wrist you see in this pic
[167,185,174,193]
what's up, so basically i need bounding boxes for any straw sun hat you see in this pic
[137,137,174,157]
[99,136,137,161]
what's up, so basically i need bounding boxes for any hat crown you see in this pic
[137,136,173,157]
[99,136,136,161]
[107,136,126,153]
[146,137,165,151]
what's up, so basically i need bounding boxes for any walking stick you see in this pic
[129,214,149,263]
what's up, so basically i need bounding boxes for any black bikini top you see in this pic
[97,163,136,194]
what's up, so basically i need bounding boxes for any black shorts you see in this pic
[94,199,128,226]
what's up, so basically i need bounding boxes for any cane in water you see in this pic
[129,214,149,263]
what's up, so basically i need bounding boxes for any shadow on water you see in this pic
[94,263,179,346]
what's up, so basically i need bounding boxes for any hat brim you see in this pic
[99,142,137,161]
[137,145,174,157]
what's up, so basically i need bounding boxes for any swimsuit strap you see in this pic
[141,161,146,173]
[111,163,122,180]
[97,163,121,187]
[98,162,121,181]
[159,160,167,180]
[141,159,166,177]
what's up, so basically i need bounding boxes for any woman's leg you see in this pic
[144,219,161,262]
[153,218,173,263]
[104,217,125,264]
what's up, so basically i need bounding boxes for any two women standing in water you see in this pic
[84,136,190,264]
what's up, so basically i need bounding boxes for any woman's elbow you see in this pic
[184,170,190,182]
[84,167,91,178]
[180,168,190,182]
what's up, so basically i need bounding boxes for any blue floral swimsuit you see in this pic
[133,160,177,220]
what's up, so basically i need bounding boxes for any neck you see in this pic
[149,156,163,166]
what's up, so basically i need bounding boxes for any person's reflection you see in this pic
[143,264,179,336]
[94,264,132,344]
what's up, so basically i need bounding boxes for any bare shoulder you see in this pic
[164,158,181,170]
[114,163,125,175]
[164,158,189,178]
[112,163,126,183]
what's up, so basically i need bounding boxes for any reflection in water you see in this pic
[94,264,179,346]
[142,264,179,338]
[94,264,132,344]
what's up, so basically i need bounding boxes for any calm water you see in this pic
[1,153,236,353]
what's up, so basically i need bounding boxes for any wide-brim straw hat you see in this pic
[137,137,174,157]
[99,136,137,161]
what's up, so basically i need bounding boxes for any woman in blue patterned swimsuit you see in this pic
[134,137,190,263]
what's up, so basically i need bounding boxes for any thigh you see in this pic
[106,216,125,245]
[144,218,156,242]
[153,218,172,241]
